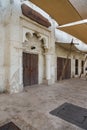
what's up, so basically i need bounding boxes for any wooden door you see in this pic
[57,57,64,80]
[23,53,38,86]
[30,54,38,85]
[57,57,71,80]
[75,59,78,75]
[81,60,84,74]
[23,52,30,86]
[64,58,71,79]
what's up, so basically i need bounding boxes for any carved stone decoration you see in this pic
[25,32,33,40]
[42,37,48,49]
[23,29,34,43]
[22,29,49,54]
[37,34,49,51]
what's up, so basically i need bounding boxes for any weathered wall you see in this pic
[55,44,85,79]
[0,25,6,92]
[21,16,55,85]
[0,0,85,93]
[5,0,55,93]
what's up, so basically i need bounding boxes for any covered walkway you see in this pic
[0,78,87,130]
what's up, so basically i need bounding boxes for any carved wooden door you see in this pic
[23,53,38,86]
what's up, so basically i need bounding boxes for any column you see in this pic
[45,54,51,84]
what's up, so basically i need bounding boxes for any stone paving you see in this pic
[0,78,87,130]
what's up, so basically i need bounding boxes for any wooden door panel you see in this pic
[57,57,63,80]
[57,57,71,80]
[23,53,38,86]
[64,59,71,79]
[31,54,38,85]
[23,53,31,86]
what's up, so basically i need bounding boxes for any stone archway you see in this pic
[22,31,48,86]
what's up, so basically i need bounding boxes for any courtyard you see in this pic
[0,78,87,130]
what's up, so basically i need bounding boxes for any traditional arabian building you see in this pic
[0,0,86,93]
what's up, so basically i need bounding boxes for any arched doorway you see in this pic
[22,32,46,86]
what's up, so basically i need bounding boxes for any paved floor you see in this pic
[0,78,87,130]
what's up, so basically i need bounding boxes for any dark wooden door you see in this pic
[57,57,71,80]
[57,57,63,80]
[75,59,78,75]
[23,53,38,86]
[81,60,84,74]
[64,58,71,79]
[30,54,38,85]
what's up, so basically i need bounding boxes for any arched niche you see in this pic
[22,31,49,53]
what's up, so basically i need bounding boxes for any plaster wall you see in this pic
[55,44,85,79]
[6,8,55,93]
[0,0,85,93]
[0,25,6,92]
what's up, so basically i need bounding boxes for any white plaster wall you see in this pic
[71,57,75,78]
[0,0,56,93]
[0,0,22,93]
[0,25,6,92]
[8,23,23,93]
[0,0,10,8]
[6,1,23,93]
[48,23,56,83]
[9,44,23,93]
[0,25,5,66]
[39,54,45,84]
[0,24,11,92]
[56,44,69,58]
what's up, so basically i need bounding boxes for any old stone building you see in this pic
[0,0,86,93]
[56,43,85,80]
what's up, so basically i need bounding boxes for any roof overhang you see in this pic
[56,42,86,54]
[21,3,51,27]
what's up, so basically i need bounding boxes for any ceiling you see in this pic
[29,0,87,44]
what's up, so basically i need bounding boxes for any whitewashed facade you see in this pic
[0,0,86,93]
[55,44,85,80]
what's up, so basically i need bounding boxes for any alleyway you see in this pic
[0,78,87,130]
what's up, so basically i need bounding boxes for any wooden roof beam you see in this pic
[21,4,51,28]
